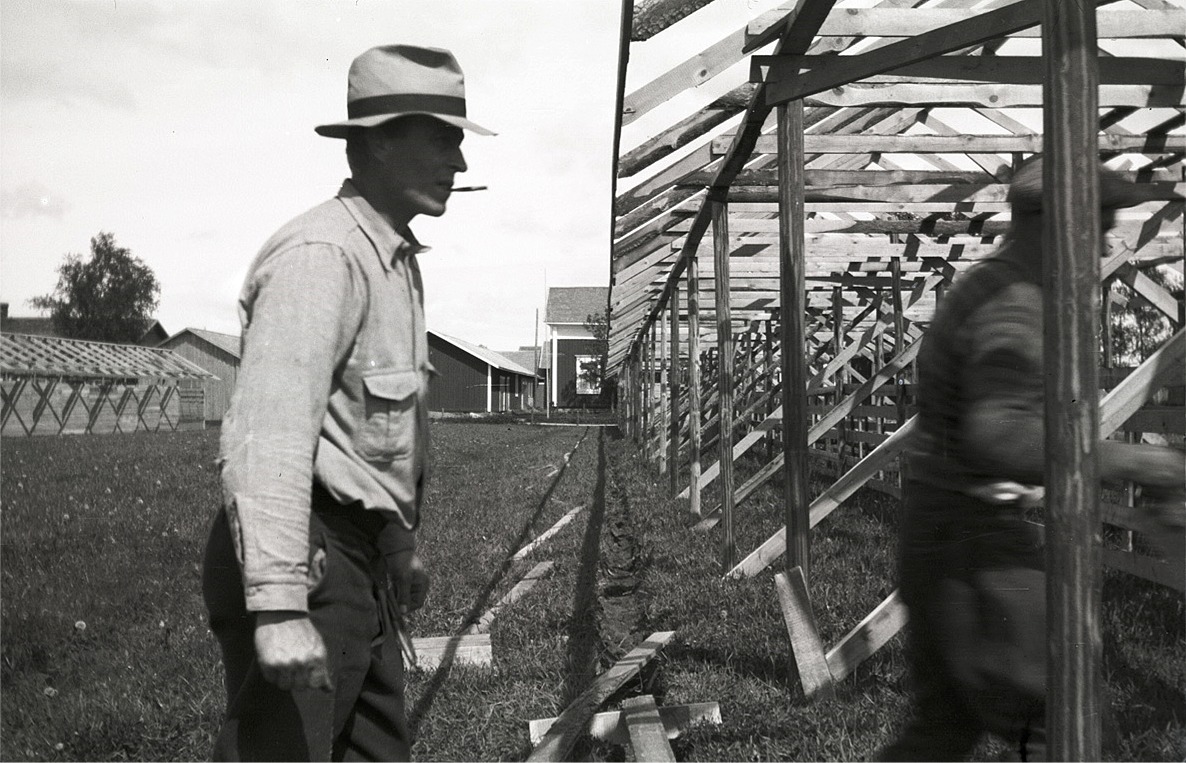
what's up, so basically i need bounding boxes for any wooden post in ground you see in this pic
[622,362,632,439]
[669,285,682,497]
[1042,1,1103,757]
[643,327,653,459]
[659,304,669,477]
[712,197,736,570]
[688,250,704,517]
[890,258,908,487]
[764,318,775,462]
[831,286,846,470]
[779,101,811,577]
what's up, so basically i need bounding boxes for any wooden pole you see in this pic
[659,305,669,477]
[669,285,682,498]
[712,198,736,570]
[643,327,653,458]
[764,318,775,462]
[832,287,845,470]
[890,258,909,487]
[779,101,811,577]
[1042,1,1103,758]
[688,250,704,518]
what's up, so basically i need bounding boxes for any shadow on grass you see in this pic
[407,426,593,735]
[561,428,608,707]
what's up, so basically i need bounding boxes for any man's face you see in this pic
[371,115,467,221]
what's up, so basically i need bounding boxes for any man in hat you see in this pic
[879,156,1184,761]
[201,44,493,760]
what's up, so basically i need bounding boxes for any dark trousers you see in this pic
[880,481,1047,762]
[202,489,411,761]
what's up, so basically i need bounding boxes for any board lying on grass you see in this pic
[528,701,721,748]
[467,561,555,634]
[622,694,677,763]
[527,631,677,762]
[410,633,492,671]
[513,506,587,561]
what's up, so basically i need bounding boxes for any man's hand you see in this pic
[387,549,430,614]
[254,612,333,692]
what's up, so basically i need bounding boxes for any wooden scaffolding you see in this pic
[608,0,1184,757]
[1,332,214,436]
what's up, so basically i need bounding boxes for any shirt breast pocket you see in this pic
[357,370,419,462]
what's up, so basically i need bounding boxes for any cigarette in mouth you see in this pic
[450,185,488,192]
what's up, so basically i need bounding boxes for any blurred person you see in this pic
[201,45,492,761]
[878,156,1185,762]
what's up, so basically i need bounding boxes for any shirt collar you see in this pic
[336,179,432,271]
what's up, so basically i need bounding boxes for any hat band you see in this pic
[348,93,467,120]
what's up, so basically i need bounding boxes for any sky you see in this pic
[1,0,628,352]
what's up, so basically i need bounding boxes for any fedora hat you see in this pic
[315,44,494,139]
[1007,154,1181,212]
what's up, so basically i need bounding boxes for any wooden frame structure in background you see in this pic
[609,0,1183,757]
[1,332,212,436]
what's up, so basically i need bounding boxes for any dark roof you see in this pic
[1,332,216,380]
[0,315,60,338]
[429,330,537,377]
[499,349,541,372]
[545,287,609,325]
[138,321,170,347]
[161,328,242,359]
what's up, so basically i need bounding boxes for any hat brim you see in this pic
[315,111,495,138]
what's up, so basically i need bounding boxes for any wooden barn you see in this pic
[157,328,242,424]
[609,1,1183,753]
[427,330,539,413]
[1,332,212,437]
[544,286,610,408]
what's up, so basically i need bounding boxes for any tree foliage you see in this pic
[1106,264,1181,367]
[579,308,611,397]
[30,232,161,343]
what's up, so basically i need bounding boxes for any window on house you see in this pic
[575,354,600,396]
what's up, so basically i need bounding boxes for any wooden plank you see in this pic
[512,506,587,561]
[803,83,1181,109]
[823,590,908,682]
[750,6,1179,40]
[713,199,737,571]
[527,702,722,747]
[1044,4,1106,755]
[467,561,555,634]
[623,28,746,126]
[622,695,677,763]
[765,0,1120,107]
[527,631,677,761]
[726,132,1186,156]
[756,55,1186,87]
[729,417,917,578]
[411,633,492,670]
[1099,329,1184,438]
[688,250,704,517]
[1102,546,1185,592]
[774,568,835,699]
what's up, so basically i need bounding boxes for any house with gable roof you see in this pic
[544,286,609,408]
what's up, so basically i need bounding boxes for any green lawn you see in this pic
[1,423,1182,761]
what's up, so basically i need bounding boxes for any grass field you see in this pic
[2,422,1183,761]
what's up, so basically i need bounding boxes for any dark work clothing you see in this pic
[202,487,411,762]
[880,480,1046,762]
[884,243,1052,761]
[910,250,1045,491]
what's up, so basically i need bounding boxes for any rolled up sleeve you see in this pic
[220,244,363,612]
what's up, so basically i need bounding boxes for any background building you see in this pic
[544,286,609,408]
[427,330,539,413]
[156,328,241,424]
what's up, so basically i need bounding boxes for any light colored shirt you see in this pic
[220,180,432,613]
